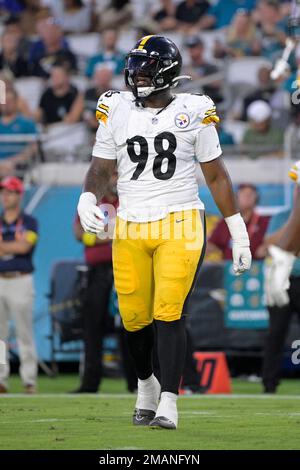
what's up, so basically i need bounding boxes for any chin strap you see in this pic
[136,75,191,98]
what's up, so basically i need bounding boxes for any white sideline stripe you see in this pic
[0,393,299,399]
[3,412,300,426]
[25,185,50,214]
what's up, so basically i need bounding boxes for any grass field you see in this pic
[0,375,299,450]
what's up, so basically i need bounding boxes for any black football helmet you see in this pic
[125,35,185,99]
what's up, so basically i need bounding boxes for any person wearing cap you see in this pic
[184,35,223,104]
[0,176,39,394]
[29,15,77,78]
[207,183,270,261]
[242,100,284,157]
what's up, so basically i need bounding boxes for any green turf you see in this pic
[0,375,299,450]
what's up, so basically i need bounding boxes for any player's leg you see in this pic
[0,280,10,392]
[151,210,206,429]
[7,275,37,391]
[112,218,160,425]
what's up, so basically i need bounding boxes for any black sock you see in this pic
[125,323,154,380]
[156,317,186,394]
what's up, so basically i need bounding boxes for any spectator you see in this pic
[71,171,118,393]
[214,9,258,58]
[175,0,210,32]
[0,0,24,15]
[0,176,39,394]
[37,64,83,125]
[0,30,29,78]
[242,100,284,153]
[19,1,51,37]
[4,14,32,62]
[184,35,223,104]
[98,0,133,32]
[0,89,37,177]
[0,73,32,118]
[253,0,286,61]
[207,183,270,260]
[29,15,77,78]
[199,0,257,30]
[151,0,177,31]
[53,0,92,34]
[239,66,276,120]
[262,184,300,393]
[84,65,114,133]
[85,29,124,78]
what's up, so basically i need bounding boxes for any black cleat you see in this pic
[133,408,156,426]
[149,416,177,430]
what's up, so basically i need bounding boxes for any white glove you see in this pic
[77,192,105,235]
[265,245,295,308]
[225,213,252,276]
[288,160,300,185]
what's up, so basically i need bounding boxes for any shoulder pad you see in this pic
[95,90,121,125]
[186,93,220,125]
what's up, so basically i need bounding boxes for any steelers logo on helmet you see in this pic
[175,113,190,128]
[124,35,184,100]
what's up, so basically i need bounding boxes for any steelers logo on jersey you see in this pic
[175,113,190,128]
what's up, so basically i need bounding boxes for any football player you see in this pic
[77,35,252,430]
[266,160,300,307]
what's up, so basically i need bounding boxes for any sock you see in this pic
[156,317,186,394]
[156,391,178,427]
[125,323,154,380]
[135,373,161,412]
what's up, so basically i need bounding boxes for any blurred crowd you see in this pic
[0,0,300,177]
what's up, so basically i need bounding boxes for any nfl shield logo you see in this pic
[175,113,190,128]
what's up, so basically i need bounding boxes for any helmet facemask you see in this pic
[125,53,180,99]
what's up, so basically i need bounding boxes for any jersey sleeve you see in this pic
[92,91,119,160]
[192,94,222,163]
[194,125,222,163]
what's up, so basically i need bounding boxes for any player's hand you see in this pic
[77,192,105,235]
[265,245,295,307]
[231,243,252,275]
[288,160,300,185]
[225,213,252,276]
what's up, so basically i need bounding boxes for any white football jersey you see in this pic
[92,90,222,222]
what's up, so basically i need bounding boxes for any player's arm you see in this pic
[200,158,237,217]
[201,158,251,274]
[0,231,37,255]
[77,157,116,234]
[277,188,300,254]
[265,162,300,307]
[194,98,251,275]
[77,91,117,234]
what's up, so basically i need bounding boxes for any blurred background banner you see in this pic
[224,261,269,329]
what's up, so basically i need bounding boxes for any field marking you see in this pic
[0,393,299,400]
[2,411,300,426]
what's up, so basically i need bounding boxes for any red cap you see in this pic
[0,177,24,194]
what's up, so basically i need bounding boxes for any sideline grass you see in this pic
[0,376,299,450]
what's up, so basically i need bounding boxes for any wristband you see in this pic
[78,192,97,206]
[225,213,250,245]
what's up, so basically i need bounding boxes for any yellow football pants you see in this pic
[112,209,205,332]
